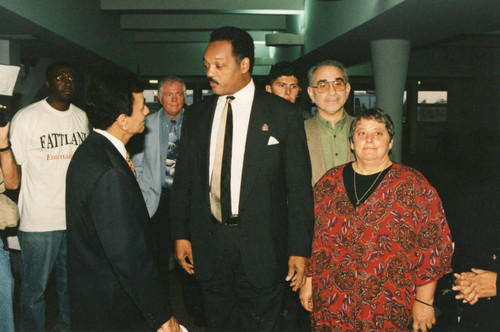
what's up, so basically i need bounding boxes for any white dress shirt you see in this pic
[209,79,255,215]
[94,128,127,161]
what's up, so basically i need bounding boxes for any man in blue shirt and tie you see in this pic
[132,75,186,291]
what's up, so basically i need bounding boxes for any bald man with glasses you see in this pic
[305,60,355,185]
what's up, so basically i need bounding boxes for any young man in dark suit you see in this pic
[66,75,181,332]
[171,26,314,331]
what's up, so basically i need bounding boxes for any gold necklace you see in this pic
[353,169,383,205]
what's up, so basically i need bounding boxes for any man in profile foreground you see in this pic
[66,74,180,332]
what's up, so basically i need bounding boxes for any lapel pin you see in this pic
[261,124,269,131]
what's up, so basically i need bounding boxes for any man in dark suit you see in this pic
[66,75,181,332]
[171,26,314,331]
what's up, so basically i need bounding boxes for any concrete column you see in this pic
[370,39,411,162]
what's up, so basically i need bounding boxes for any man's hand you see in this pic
[470,269,497,298]
[0,121,9,147]
[174,240,194,274]
[453,272,479,304]
[453,269,497,305]
[299,277,313,312]
[157,316,182,332]
[286,256,308,291]
[0,120,20,190]
[412,300,436,332]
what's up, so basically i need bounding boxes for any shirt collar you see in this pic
[93,128,127,160]
[316,111,347,130]
[160,108,184,123]
[217,79,255,106]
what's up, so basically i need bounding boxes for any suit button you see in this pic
[208,231,213,236]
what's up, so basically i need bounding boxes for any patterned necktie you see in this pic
[126,152,136,177]
[210,96,234,222]
[165,119,178,189]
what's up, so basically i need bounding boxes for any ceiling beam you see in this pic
[266,33,304,46]
[134,31,272,43]
[121,14,287,30]
[101,0,304,13]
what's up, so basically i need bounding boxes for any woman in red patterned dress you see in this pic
[300,108,453,332]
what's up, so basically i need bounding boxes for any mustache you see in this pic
[208,77,219,85]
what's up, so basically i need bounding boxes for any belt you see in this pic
[212,215,239,226]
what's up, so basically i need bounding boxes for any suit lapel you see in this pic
[305,117,326,185]
[150,112,162,188]
[346,114,355,162]
[91,131,150,221]
[200,96,218,196]
[92,131,136,180]
[239,90,271,207]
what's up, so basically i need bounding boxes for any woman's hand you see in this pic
[413,282,437,332]
[299,277,313,312]
[412,299,436,332]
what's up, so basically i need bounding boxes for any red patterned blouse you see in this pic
[309,163,453,331]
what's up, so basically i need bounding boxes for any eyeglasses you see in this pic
[311,79,347,93]
[54,74,74,84]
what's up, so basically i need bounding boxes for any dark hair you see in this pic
[210,26,255,74]
[349,108,395,142]
[268,61,301,85]
[45,61,74,80]
[86,74,144,130]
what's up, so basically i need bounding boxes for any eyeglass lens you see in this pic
[315,80,346,93]
[55,75,74,84]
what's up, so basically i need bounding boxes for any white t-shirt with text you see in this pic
[10,99,89,232]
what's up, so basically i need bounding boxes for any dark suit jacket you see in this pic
[450,178,500,329]
[171,88,314,288]
[66,131,172,331]
[304,113,355,186]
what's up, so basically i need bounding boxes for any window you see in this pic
[353,91,376,114]
[417,91,447,122]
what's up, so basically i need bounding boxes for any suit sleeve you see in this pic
[284,108,314,257]
[132,146,158,217]
[89,167,172,329]
[170,108,192,240]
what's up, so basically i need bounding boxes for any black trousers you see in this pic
[198,223,285,332]
[151,188,172,297]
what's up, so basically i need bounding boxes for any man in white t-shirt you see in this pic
[10,61,89,331]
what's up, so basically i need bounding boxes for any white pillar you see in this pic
[370,39,410,162]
